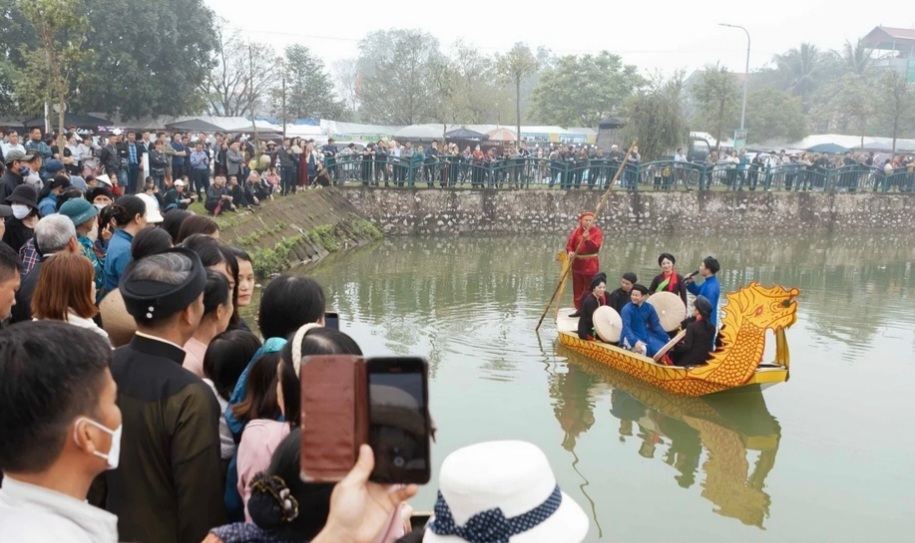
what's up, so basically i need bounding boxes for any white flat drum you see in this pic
[593,306,622,343]
[646,291,687,332]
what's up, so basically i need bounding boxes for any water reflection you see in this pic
[313,234,915,367]
[553,351,781,530]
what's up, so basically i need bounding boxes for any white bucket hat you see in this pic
[424,440,589,543]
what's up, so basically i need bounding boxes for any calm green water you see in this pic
[299,233,915,543]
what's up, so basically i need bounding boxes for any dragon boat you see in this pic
[555,272,799,396]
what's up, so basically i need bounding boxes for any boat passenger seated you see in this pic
[577,273,608,340]
[607,272,636,314]
[620,284,669,357]
[669,295,715,367]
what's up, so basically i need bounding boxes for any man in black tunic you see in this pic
[607,272,637,314]
[104,248,225,543]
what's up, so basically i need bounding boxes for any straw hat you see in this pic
[425,440,589,543]
[646,291,686,332]
[99,289,137,348]
[592,306,622,343]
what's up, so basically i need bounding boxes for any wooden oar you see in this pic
[535,139,638,332]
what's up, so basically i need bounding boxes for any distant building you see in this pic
[863,26,915,82]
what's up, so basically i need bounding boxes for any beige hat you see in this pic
[592,305,622,343]
[646,291,687,332]
[99,289,137,348]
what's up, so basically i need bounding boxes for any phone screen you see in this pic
[366,358,430,484]
[324,312,339,330]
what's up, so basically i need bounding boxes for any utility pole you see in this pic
[719,23,751,131]
[281,74,286,139]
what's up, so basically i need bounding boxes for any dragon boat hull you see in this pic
[553,280,799,397]
[557,330,787,396]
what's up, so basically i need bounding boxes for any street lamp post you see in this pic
[719,23,750,132]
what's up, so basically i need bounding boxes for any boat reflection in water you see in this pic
[551,349,782,530]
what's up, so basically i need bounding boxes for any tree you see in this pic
[333,58,360,116]
[772,43,829,113]
[745,88,807,144]
[446,40,512,124]
[530,51,641,128]
[837,39,874,77]
[691,64,739,150]
[497,43,539,148]
[0,0,217,120]
[13,0,92,151]
[272,45,344,122]
[876,71,915,154]
[624,72,688,161]
[356,29,443,125]
[203,26,280,118]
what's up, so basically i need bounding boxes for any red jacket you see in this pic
[566,226,603,275]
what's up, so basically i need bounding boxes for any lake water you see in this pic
[300,233,915,543]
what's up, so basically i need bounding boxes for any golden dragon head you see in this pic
[722,282,799,332]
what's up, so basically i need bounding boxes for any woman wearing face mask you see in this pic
[3,184,40,253]
[58,199,104,297]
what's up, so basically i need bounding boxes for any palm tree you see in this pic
[772,43,826,113]
[838,39,874,77]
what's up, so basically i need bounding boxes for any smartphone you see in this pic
[324,311,339,330]
[365,357,431,484]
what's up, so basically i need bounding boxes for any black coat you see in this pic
[649,272,688,306]
[105,334,226,543]
[2,216,33,254]
[670,320,715,366]
[607,287,631,314]
[577,293,606,340]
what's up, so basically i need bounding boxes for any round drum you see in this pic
[593,306,623,343]
[646,291,687,332]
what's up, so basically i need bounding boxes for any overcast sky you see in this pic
[209,0,913,77]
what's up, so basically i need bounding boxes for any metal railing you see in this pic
[304,155,915,192]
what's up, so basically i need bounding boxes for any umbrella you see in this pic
[593,306,622,343]
[646,292,687,332]
[165,117,226,133]
[486,128,517,142]
[806,143,849,154]
[445,127,486,140]
[393,124,442,140]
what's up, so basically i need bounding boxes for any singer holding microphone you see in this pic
[566,211,603,318]
[684,256,721,327]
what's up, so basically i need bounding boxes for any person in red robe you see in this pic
[566,211,603,316]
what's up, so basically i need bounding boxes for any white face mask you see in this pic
[74,417,122,470]
[87,220,99,242]
[94,202,108,211]
[11,204,31,220]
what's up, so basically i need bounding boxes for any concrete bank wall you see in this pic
[340,187,915,235]
[219,189,381,277]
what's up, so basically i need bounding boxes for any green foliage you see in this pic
[745,88,807,144]
[357,30,444,125]
[351,219,383,241]
[308,225,340,253]
[13,0,92,148]
[876,71,915,146]
[624,73,688,161]
[0,0,218,120]
[690,64,740,149]
[235,222,286,248]
[250,235,305,278]
[771,43,831,114]
[530,51,641,128]
[273,45,345,120]
[497,43,539,144]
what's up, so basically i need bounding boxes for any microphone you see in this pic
[685,270,700,279]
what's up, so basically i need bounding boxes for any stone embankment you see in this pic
[217,189,381,277]
[340,187,915,235]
